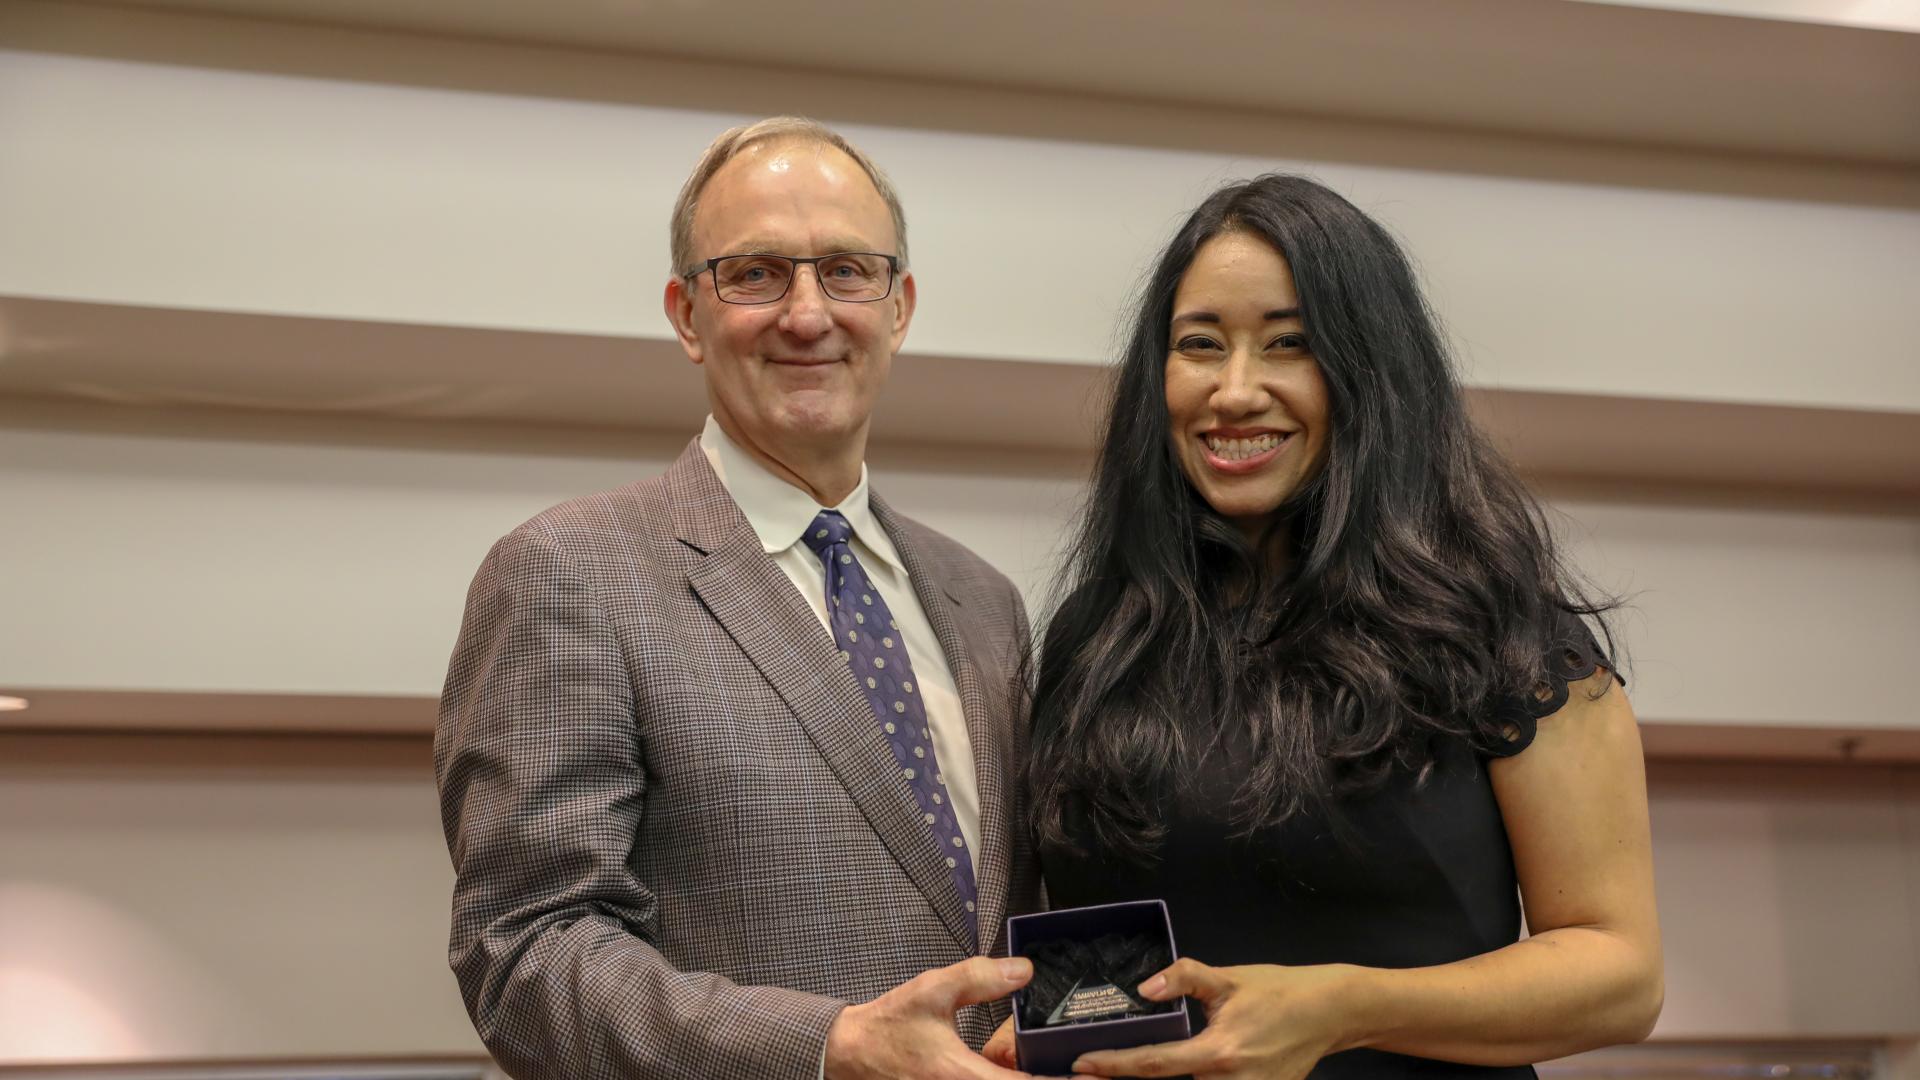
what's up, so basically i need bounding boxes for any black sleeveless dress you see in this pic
[1039,629,1610,1079]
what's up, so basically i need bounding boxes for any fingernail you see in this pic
[999,957,1030,982]
[1139,974,1166,997]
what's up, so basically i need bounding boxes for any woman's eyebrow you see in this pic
[1171,308,1301,323]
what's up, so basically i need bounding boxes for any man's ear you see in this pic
[889,269,917,356]
[664,276,704,364]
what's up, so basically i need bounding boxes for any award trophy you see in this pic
[1005,900,1191,1074]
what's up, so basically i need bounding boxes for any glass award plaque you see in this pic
[1005,901,1192,1075]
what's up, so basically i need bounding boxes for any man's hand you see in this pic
[825,956,1036,1080]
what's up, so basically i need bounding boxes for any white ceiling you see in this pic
[81,0,1920,164]
[1578,0,1920,33]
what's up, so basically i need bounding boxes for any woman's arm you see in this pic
[1070,670,1663,1078]
[1342,667,1664,1061]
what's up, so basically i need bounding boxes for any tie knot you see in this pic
[802,510,854,556]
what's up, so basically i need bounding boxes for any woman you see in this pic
[985,175,1662,1078]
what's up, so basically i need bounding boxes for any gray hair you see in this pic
[669,116,910,276]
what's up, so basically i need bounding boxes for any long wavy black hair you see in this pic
[1028,174,1618,863]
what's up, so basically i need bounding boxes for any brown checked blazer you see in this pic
[435,440,1040,1080]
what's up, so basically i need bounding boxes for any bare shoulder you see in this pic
[1497,667,1638,773]
[1489,664,1660,952]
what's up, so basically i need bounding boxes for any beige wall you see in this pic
[0,736,473,1061]
[1646,760,1920,1037]
[3,412,1915,730]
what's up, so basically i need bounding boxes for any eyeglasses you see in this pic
[687,252,900,305]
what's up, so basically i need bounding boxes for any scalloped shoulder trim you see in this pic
[1484,628,1619,758]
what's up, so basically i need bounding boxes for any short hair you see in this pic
[669,116,909,276]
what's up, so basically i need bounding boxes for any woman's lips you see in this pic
[1200,432,1290,474]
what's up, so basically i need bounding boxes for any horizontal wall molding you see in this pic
[0,691,436,737]
[5,299,1917,498]
[0,1057,493,1078]
[19,0,1920,165]
[7,690,1919,763]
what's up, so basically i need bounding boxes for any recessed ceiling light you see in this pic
[0,696,29,712]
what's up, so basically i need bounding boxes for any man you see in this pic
[434,117,1040,1080]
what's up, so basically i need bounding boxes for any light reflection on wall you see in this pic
[0,968,140,1060]
[0,883,224,1061]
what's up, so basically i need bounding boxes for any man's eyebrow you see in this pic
[720,237,880,256]
[717,239,787,256]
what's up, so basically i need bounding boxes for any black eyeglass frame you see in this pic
[684,252,902,305]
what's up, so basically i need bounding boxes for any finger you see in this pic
[952,1043,1038,1080]
[915,955,1034,1012]
[982,1018,1018,1069]
[1071,1033,1222,1078]
[1138,956,1233,1004]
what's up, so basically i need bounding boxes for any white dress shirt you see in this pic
[698,415,983,865]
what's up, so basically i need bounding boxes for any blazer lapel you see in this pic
[667,444,976,951]
[870,493,1013,956]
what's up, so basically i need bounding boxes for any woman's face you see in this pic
[1163,231,1330,541]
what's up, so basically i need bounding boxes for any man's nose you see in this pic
[778,265,833,339]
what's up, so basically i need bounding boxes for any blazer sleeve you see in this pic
[434,524,847,1080]
[1002,576,1046,923]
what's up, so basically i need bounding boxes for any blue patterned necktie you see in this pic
[803,510,978,942]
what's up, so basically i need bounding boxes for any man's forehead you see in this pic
[724,235,884,257]
[692,139,894,253]
[717,136,852,182]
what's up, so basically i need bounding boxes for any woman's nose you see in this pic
[1210,350,1272,415]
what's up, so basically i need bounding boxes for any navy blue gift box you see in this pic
[1006,900,1192,1076]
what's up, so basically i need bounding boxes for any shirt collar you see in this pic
[698,414,907,576]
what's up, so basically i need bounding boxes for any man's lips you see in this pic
[766,356,843,367]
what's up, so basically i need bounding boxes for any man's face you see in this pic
[665,140,915,463]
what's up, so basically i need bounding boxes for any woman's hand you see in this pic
[1069,958,1366,1079]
